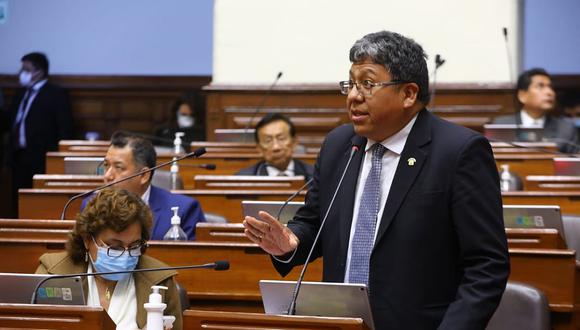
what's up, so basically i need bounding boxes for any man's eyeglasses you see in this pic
[339,80,409,96]
[92,236,146,258]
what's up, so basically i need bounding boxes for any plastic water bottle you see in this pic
[163,206,187,241]
[144,285,168,330]
[173,132,185,154]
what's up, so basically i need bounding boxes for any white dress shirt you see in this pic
[141,185,151,206]
[266,160,295,176]
[344,114,418,282]
[520,109,545,127]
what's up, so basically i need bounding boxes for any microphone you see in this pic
[242,71,284,141]
[30,261,229,304]
[287,144,360,315]
[502,27,515,85]
[60,147,207,219]
[275,178,314,220]
[430,54,445,106]
[180,163,217,170]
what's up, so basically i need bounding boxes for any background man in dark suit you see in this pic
[237,113,313,181]
[243,31,509,329]
[2,52,73,216]
[493,68,578,153]
[81,131,206,240]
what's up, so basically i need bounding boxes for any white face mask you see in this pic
[19,71,33,87]
[177,114,195,128]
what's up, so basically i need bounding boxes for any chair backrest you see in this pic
[486,282,550,330]
[175,282,190,311]
[152,170,184,190]
[562,215,580,260]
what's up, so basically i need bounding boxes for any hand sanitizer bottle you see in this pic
[163,206,188,241]
[499,164,515,192]
[170,157,180,190]
[144,285,168,330]
[173,132,185,154]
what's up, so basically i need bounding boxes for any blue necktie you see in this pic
[348,143,386,285]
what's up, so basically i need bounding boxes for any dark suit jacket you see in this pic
[82,185,206,240]
[6,82,72,186]
[274,109,510,329]
[236,159,314,182]
[493,111,579,153]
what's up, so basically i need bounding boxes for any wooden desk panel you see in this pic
[45,151,317,189]
[525,175,580,191]
[0,304,115,330]
[495,154,556,178]
[0,239,322,305]
[19,189,304,221]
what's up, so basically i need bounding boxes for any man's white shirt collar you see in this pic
[365,114,418,154]
[141,185,151,205]
[520,109,545,127]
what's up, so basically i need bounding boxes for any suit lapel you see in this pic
[374,109,431,247]
[337,134,367,258]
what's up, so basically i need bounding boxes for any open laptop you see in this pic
[242,201,304,224]
[554,157,580,176]
[214,129,255,143]
[503,205,565,241]
[260,280,375,329]
[484,124,545,143]
[0,273,85,305]
[64,157,105,175]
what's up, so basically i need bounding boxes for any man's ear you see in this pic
[517,90,528,105]
[140,168,152,185]
[401,83,420,108]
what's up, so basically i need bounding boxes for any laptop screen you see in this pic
[260,280,375,330]
[0,273,85,305]
[484,124,545,143]
[503,205,565,242]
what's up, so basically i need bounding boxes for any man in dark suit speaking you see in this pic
[243,31,509,329]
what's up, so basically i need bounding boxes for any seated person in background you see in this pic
[37,188,183,330]
[155,98,205,147]
[82,131,205,240]
[236,113,314,181]
[493,68,578,153]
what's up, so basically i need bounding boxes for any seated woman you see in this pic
[155,98,205,148]
[36,188,183,330]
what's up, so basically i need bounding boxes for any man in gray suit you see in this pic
[493,68,578,153]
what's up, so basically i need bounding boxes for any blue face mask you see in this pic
[573,118,580,128]
[90,240,139,281]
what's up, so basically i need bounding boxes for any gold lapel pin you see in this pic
[407,158,416,166]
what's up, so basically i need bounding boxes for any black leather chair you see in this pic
[486,282,550,330]
[175,282,190,311]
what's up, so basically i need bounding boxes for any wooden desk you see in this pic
[183,310,370,330]
[525,175,580,191]
[0,238,322,312]
[0,304,115,330]
[193,175,306,190]
[45,151,317,188]
[59,140,109,152]
[33,174,102,189]
[19,189,305,221]
[495,154,556,178]
[502,191,580,215]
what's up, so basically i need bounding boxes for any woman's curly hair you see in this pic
[67,188,153,263]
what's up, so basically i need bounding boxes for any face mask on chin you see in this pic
[19,71,33,87]
[177,114,195,128]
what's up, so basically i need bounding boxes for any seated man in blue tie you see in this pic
[236,113,313,181]
[82,131,205,240]
[243,31,509,329]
